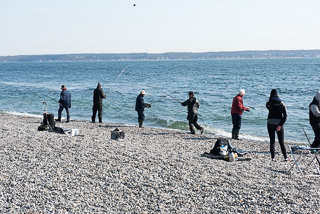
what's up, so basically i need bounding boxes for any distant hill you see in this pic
[1,50,320,62]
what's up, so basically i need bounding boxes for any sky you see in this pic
[0,0,320,56]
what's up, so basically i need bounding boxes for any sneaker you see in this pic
[55,119,61,122]
[200,127,204,135]
[283,158,290,162]
[271,158,276,162]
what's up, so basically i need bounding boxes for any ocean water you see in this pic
[1,58,320,143]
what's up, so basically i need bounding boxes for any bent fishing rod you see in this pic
[106,67,127,94]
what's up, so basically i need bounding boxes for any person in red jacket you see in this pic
[231,89,250,140]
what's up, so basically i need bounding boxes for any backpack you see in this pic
[210,138,230,156]
[111,128,125,140]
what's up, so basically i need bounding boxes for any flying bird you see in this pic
[133,4,136,6]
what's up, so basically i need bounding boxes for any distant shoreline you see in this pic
[1,49,320,62]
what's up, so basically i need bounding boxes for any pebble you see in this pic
[0,114,319,213]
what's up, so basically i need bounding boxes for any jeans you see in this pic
[267,124,287,159]
[58,105,70,121]
[232,114,242,130]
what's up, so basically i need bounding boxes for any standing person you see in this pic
[266,89,288,161]
[181,91,204,135]
[92,83,106,123]
[56,85,71,123]
[135,90,151,128]
[231,89,250,140]
[309,91,320,148]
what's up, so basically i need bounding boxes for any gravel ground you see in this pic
[0,114,320,213]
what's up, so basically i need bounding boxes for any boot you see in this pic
[91,116,95,123]
[99,117,102,123]
[231,129,235,139]
[139,120,144,128]
[234,129,240,140]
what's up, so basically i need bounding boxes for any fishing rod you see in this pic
[150,95,167,105]
[158,89,181,104]
[106,67,127,94]
[302,127,320,165]
[45,95,59,102]
[150,90,178,105]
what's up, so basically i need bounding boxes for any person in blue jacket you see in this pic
[56,85,71,123]
[135,90,151,128]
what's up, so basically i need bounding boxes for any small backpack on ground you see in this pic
[111,128,125,140]
[210,138,230,156]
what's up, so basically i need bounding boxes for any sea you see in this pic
[1,58,320,143]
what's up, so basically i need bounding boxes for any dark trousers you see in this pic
[92,104,103,122]
[137,111,145,121]
[267,124,287,159]
[311,123,320,148]
[232,114,241,130]
[189,115,202,134]
[58,106,70,121]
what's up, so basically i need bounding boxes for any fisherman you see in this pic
[231,89,250,140]
[56,85,71,123]
[135,90,151,128]
[309,91,320,148]
[180,91,204,135]
[92,83,106,123]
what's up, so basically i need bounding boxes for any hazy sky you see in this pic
[1,0,320,56]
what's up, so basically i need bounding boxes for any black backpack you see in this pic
[210,138,230,156]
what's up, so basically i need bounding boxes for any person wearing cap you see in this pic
[92,83,106,123]
[181,91,204,135]
[135,90,151,128]
[231,89,250,140]
[309,91,320,148]
[266,89,288,161]
[56,85,71,123]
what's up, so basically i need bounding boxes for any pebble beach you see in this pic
[0,113,319,213]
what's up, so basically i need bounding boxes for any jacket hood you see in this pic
[269,96,282,105]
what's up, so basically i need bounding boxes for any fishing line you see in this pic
[106,67,127,94]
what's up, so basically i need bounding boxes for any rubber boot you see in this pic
[231,129,235,139]
[139,120,144,128]
[91,116,95,123]
[234,129,240,140]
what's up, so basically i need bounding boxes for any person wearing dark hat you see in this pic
[266,89,288,161]
[135,90,151,128]
[231,89,250,140]
[181,91,204,135]
[92,83,106,123]
[309,91,320,148]
[56,85,71,123]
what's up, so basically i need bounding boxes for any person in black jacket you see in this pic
[92,83,106,123]
[181,91,204,135]
[309,91,320,148]
[135,90,151,128]
[56,85,71,123]
[266,89,288,161]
